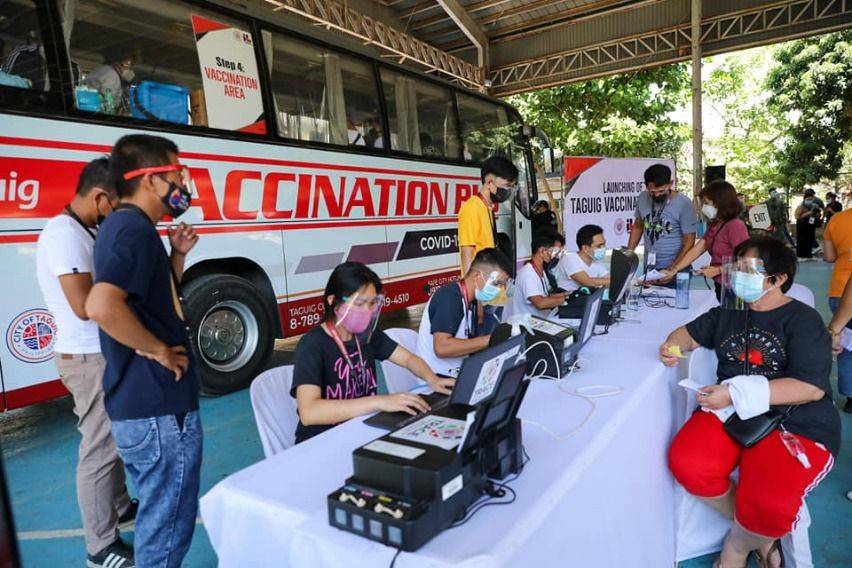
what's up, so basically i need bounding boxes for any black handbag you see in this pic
[721,309,793,447]
[723,405,793,448]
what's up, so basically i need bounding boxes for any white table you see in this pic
[201,292,718,567]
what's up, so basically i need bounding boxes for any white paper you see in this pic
[469,345,521,406]
[639,269,667,283]
[841,329,852,351]
[702,405,735,422]
[362,440,425,460]
[529,316,570,336]
[678,378,709,393]
[390,415,468,451]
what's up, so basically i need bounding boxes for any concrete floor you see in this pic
[0,264,849,567]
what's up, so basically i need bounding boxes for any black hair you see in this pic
[803,188,815,197]
[109,134,179,198]
[75,157,115,197]
[826,192,836,199]
[575,224,604,250]
[322,262,383,321]
[531,230,559,256]
[643,164,671,187]
[468,248,513,277]
[480,156,518,184]
[733,236,796,293]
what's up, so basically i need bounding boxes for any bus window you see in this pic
[0,1,49,91]
[380,69,459,159]
[457,93,519,163]
[265,32,383,150]
[65,0,266,133]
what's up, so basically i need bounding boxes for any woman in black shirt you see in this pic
[660,237,840,568]
[291,262,453,443]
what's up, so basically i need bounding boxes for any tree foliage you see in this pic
[767,31,852,190]
[508,64,691,160]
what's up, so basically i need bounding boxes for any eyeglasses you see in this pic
[122,164,192,187]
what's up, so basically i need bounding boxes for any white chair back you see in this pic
[381,327,423,393]
[249,365,298,458]
[786,283,815,308]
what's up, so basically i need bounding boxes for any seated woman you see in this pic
[291,262,453,443]
[660,236,840,568]
[661,180,749,301]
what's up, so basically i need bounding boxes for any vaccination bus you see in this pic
[0,0,537,406]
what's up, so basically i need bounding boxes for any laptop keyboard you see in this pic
[395,393,449,428]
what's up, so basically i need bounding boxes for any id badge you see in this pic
[648,252,657,267]
[809,217,815,225]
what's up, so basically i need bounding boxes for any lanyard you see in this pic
[477,194,498,244]
[458,280,472,338]
[325,321,365,382]
[530,261,549,295]
[115,203,186,320]
[648,193,670,247]
[64,205,97,241]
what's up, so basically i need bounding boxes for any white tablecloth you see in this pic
[201,291,718,567]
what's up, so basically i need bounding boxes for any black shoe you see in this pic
[87,538,134,568]
[843,397,852,414]
[118,499,139,524]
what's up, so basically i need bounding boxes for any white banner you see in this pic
[561,157,677,251]
[192,14,265,133]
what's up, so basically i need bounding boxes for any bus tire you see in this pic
[182,274,275,395]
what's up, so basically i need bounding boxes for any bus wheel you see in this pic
[183,274,274,395]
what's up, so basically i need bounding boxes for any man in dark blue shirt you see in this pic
[86,134,200,568]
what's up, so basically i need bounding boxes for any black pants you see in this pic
[796,219,815,258]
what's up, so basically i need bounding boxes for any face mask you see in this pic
[335,303,375,334]
[652,191,668,204]
[702,204,718,220]
[474,271,502,303]
[593,247,606,262]
[161,181,192,218]
[493,185,512,203]
[803,198,813,205]
[732,271,769,303]
[120,68,135,82]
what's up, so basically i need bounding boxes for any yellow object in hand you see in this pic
[667,345,687,359]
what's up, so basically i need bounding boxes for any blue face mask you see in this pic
[732,271,768,303]
[593,247,606,262]
[474,271,502,302]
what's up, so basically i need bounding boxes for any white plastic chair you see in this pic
[677,349,813,567]
[249,365,298,458]
[381,328,423,393]
[786,283,815,308]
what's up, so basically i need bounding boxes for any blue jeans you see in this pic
[111,411,202,568]
[828,298,852,396]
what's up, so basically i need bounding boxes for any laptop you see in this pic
[363,334,525,430]
[564,287,605,366]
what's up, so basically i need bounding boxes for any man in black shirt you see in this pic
[531,200,558,234]
[661,236,839,568]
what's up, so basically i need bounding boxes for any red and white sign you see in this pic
[191,15,265,134]
[562,157,676,251]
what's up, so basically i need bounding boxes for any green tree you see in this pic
[702,48,788,201]
[767,31,852,190]
[508,63,691,160]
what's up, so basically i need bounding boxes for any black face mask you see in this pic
[493,186,512,203]
[652,191,669,205]
[161,181,192,218]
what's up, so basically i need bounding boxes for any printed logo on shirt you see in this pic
[642,213,673,244]
[719,327,785,376]
[327,351,377,400]
[6,309,56,363]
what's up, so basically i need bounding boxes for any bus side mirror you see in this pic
[542,147,556,174]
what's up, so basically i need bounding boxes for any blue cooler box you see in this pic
[75,87,102,112]
[130,81,189,124]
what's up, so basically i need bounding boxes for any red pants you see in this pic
[669,411,833,538]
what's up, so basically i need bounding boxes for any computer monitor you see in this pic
[608,248,640,305]
[459,363,529,453]
[450,333,525,407]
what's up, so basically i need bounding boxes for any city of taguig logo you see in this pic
[613,217,626,236]
[6,309,56,363]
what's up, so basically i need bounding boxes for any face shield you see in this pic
[334,291,384,340]
[720,256,771,310]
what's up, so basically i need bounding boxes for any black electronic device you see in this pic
[558,248,638,324]
[489,316,576,379]
[363,334,526,431]
[329,361,530,551]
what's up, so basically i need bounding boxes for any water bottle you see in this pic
[676,271,690,309]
